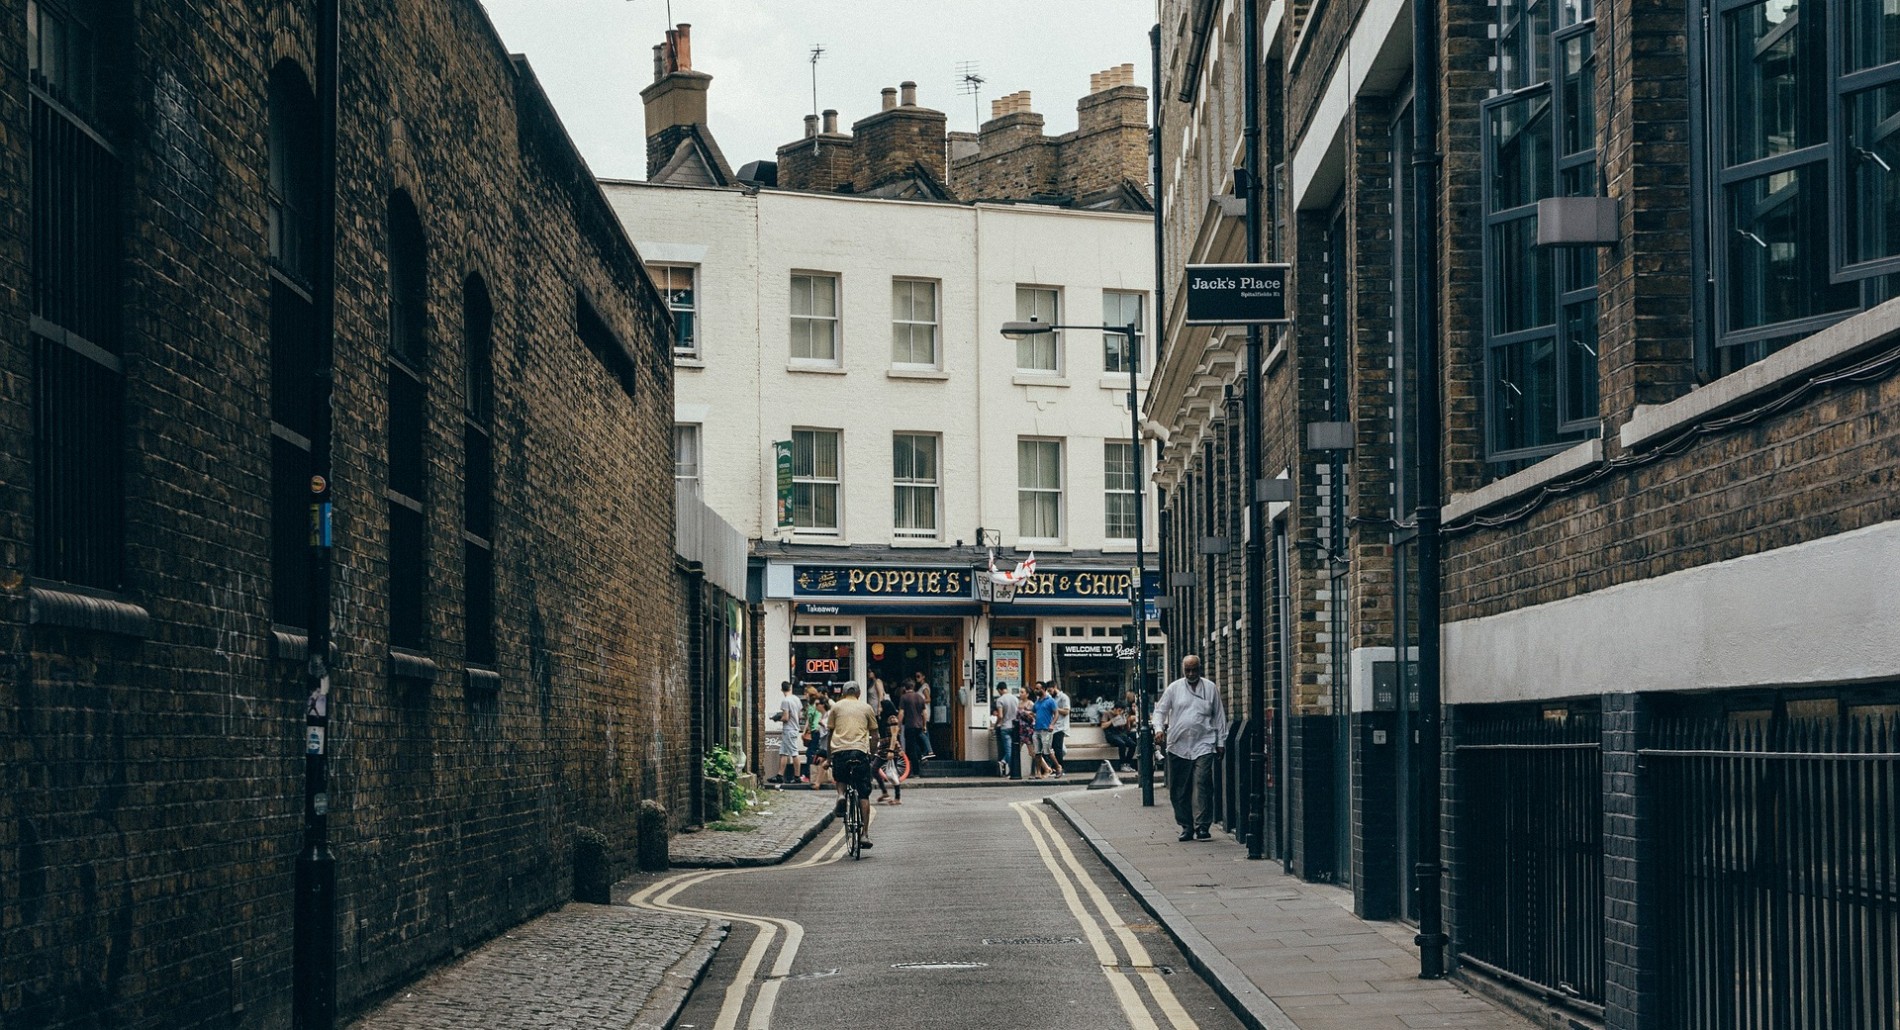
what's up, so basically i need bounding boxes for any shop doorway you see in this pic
[866,618,965,758]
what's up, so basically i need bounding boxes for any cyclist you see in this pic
[825,682,878,850]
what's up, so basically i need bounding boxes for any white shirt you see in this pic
[1153,676,1228,759]
[992,691,1020,727]
[1053,690,1072,732]
[778,694,803,733]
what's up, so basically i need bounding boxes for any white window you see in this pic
[792,428,841,533]
[892,433,940,538]
[1017,438,1064,542]
[891,278,939,367]
[1015,286,1061,373]
[790,273,840,363]
[1102,290,1145,374]
[674,423,701,488]
[654,264,698,357]
[1104,440,1137,540]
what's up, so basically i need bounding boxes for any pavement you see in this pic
[1050,786,1540,1030]
[348,776,1541,1030]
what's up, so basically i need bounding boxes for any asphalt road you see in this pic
[634,788,1249,1030]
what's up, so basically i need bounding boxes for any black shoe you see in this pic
[859,840,873,850]
[1177,830,1194,842]
[1196,829,1212,841]
[834,800,846,817]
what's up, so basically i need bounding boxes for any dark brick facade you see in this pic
[0,2,689,1026]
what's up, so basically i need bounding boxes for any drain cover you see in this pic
[982,935,1083,946]
[891,961,990,971]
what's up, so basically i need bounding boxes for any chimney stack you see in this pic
[850,78,947,193]
[641,23,718,179]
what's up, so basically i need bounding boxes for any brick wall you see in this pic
[0,2,690,1027]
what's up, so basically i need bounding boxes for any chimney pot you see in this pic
[804,113,819,138]
[652,43,665,83]
[881,87,898,111]
[990,96,1007,120]
[664,28,679,73]
[1090,72,1103,92]
[900,80,917,106]
[1018,91,1033,113]
[1121,63,1135,86]
[675,24,693,70]
[822,108,839,134]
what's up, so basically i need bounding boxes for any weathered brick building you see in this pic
[0,1,688,1026]
[1152,1,1899,1027]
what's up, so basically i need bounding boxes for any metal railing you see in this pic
[1456,704,1605,1009]
[1646,710,1899,1030]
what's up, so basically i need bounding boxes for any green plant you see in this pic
[702,745,753,818]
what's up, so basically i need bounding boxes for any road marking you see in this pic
[1022,802,1200,1030]
[1013,800,1177,1030]
[627,826,849,1030]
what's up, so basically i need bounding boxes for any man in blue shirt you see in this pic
[1032,683,1060,779]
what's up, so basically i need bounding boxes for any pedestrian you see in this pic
[1031,683,1060,778]
[1152,655,1228,841]
[874,693,904,805]
[807,694,832,789]
[912,671,937,759]
[769,681,804,787]
[1012,687,1037,781]
[990,681,1020,778]
[802,687,826,785]
[899,679,929,776]
[867,673,886,713]
[1050,679,1073,775]
[1102,693,1138,771]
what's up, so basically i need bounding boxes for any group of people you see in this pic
[988,681,1145,781]
[769,671,947,839]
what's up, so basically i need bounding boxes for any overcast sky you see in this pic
[478,0,1156,181]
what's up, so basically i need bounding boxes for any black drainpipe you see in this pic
[1242,0,1269,863]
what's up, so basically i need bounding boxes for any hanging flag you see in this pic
[989,552,1037,585]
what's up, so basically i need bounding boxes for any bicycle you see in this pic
[841,781,864,859]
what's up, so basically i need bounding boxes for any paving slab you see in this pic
[1050,787,1538,1030]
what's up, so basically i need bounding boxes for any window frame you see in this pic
[1017,436,1065,544]
[790,271,841,366]
[674,422,702,489]
[891,431,941,539]
[386,192,430,653]
[1101,290,1147,375]
[1103,439,1139,542]
[462,275,496,668]
[652,263,699,358]
[791,427,842,535]
[1014,285,1063,374]
[890,277,940,370]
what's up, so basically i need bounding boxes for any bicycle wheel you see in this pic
[844,787,862,859]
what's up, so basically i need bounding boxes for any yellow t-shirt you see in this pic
[826,698,877,754]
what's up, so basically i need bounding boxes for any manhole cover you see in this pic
[891,961,990,971]
[982,935,1083,946]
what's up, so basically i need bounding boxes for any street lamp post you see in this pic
[1000,318,1155,805]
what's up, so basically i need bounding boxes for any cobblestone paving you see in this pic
[668,787,834,867]
[346,905,713,1030]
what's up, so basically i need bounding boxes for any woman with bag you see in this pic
[874,690,905,804]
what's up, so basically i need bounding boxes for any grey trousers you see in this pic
[1166,751,1217,833]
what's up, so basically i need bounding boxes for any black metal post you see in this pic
[1411,0,1448,979]
[293,0,339,1025]
[1125,322,1154,807]
[1142,23,1166,809]
[1241,0,1269,862]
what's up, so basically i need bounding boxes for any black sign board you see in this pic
[1184,262,1291,325]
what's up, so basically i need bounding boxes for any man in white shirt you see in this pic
[770,681,804,787]
[1152,655,1228,841]
[990,683,1020,778]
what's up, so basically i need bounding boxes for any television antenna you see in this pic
[808,44,827,153]
[956,61,986,125]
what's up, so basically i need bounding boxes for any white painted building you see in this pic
[603,25,1163,767]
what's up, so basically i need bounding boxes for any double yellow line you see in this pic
[1011,799,1201,1030]
[627,827,850,1030]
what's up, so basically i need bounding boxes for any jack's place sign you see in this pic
[1184,262,1292,325]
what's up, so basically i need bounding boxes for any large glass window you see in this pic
[1104,440,1138,541]
[653,264,698,357]
[269,64,318,627]
[1015,286,1061,372]
[1699,0,1900,375]
[1481,0,1600,471]
[891,279,939,368]
[891,433,939,538]
[792,428,841,534]
[1102,291,1145,374]
[1018,438,1064,541]
[790,273,839,364]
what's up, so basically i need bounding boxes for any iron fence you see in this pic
[1646,707,1899,1030]
[1456,703,1604,1010]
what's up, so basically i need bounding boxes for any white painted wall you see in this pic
[1442,520,1900,704]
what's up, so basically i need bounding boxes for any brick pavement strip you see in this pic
[1049,788,1539,1030]
[669,788,835,867]
[346,905,721,1030]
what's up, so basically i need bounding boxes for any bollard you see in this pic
[573,826,611,904]
[1088,760,1123,790]
[636,799,670,872]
